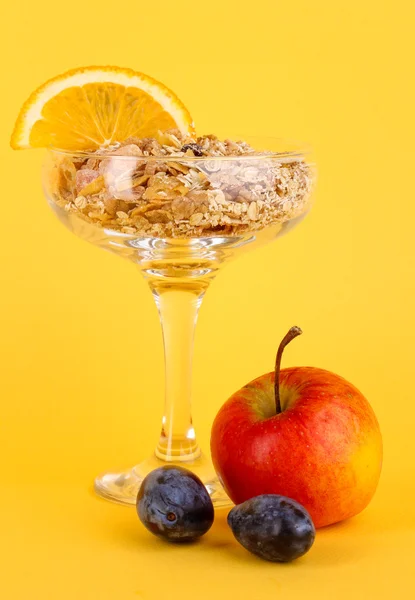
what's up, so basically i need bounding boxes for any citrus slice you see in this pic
[11,66,194,151]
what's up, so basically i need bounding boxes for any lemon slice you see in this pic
[11,66,194,150]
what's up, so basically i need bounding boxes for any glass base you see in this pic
[94,453,232,508]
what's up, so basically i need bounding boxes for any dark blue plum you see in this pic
[228,494,315,562]
[136,466,214,542]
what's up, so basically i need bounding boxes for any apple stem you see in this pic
[274,326,303,414]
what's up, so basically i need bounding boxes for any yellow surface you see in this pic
[1,1,414,598]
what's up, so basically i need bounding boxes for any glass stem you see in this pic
[151,284,205,462]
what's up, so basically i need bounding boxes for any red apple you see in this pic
[211,327,383,528]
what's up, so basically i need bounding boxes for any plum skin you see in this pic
[136,466,214,543]
[228,494,315,562]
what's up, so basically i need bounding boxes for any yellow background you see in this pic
[1,1,415,598]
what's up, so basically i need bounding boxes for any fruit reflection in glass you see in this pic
[42,136,315,507]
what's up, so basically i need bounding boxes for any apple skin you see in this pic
[211,367,382,528]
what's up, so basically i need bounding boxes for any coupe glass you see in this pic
[42,136,315,507]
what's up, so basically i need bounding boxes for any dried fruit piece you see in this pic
[75,169,100,193]
[181,143,204,157]
[79,175,105,196]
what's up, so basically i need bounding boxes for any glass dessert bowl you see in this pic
[42,131,315,507]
